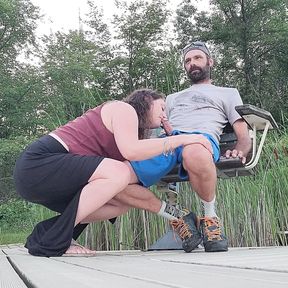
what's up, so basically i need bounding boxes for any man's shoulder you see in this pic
[212,85,239,93]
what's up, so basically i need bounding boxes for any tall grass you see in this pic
[0,203,56,245]
[80,131,288,250]
[2,132,287,249]
[78,207,167,251]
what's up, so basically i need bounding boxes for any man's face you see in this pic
[184,50,212,84]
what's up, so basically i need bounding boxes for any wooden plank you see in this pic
[1,244,27,256]
[0,255,27,288]
[3,246,288,288]
[54,247,288,288]
[142,246,288,272]
[57,246,288,272]
[8,254,169,288]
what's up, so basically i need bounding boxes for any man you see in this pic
[126,41,251,253]
[166,41,251,252]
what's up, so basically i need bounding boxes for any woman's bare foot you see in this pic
[64,240,96,256]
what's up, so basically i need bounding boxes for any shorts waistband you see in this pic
[37,135,69,153]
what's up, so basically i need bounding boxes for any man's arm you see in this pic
[225,119,252,164]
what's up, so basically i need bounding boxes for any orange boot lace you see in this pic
[201,217,223,241]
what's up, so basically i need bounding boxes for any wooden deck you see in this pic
[1,244,288,287]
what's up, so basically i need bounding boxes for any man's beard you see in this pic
[187,64,210,84]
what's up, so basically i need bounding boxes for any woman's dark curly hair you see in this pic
[123,88,165,139]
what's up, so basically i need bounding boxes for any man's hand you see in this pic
[225,149,246,164]
[228,119,252,164]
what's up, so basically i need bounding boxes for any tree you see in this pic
[0,0,39,59]
[175,0,288,123]
[84,1,115,101]
[109,0,170,97]
[40,30,104,124]
[0,0,41,138]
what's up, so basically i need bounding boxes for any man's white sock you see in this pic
[200,196,217,218]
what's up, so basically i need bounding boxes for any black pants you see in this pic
[13,135,104,256]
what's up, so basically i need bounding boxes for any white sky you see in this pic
[30,0,209,35]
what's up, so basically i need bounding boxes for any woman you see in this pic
[13,89,212,257]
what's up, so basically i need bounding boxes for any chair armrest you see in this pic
[216,156,244,170]
[235,104,278,130]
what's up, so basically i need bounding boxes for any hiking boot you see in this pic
[170,212,202,253]
[201,217,228,252]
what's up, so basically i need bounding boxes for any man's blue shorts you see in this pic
[130,130,220,187]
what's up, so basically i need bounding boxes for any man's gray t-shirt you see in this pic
[166,84,243,143]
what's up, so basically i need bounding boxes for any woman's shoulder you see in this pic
[102,100,135,113]
[100,101,137,123]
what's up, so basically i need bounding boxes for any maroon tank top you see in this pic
[53,104,125,161]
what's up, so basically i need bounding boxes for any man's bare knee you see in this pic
[182,144,213,169]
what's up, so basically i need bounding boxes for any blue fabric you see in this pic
[130,130,220,187]
[176,131,220,181]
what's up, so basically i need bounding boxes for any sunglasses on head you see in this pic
[182,41,210,56]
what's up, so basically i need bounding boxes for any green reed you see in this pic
[82,131,288,250]
[2,132,287,250]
